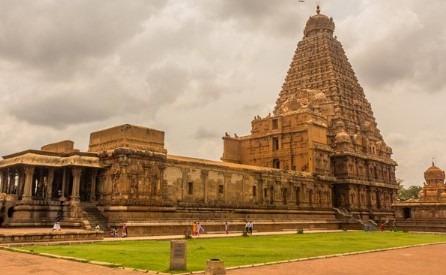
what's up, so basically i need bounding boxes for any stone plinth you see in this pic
[205,259,226,275]
[170,240,186,270]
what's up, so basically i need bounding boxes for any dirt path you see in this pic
[226,243,446,275]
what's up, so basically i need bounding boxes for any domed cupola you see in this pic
[424,162,445,186]
[304,5,335,38]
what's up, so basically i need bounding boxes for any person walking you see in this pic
[192,222,198,236]
[225,222,229,234]
[248,221,254,235]
[122,223,128,237]
[197,222,205,236]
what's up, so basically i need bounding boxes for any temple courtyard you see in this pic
[0,230,445,275]
[1,229,446,274]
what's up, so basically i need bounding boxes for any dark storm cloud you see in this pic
[6,76,148,129]
[0,0,166,77]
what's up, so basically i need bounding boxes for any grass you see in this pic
[18,231,446,273]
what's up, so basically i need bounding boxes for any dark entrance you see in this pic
[403,207,411,219]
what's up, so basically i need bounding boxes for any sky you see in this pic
[0,0,445,187]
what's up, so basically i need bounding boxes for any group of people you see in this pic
[192,222,205,236]
[245,221,254,235]
[190,221,253,236]
[52,218,255,237]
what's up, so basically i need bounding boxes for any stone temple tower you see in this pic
[222,6,398,213]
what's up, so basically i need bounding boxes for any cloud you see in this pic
[0,1,166,78]
[339,0,446,94]
[192,127,220,140]
[0,0,445,190]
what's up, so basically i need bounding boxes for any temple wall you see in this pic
[95,148,340,229]
[393,203,446,232]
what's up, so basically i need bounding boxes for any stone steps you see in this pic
[80,202,109,233]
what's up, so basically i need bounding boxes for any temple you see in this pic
[0,6,398,235]
[222,6,397,216]
[394,163,446,231]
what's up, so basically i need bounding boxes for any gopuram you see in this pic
[0,6,397,235]
[393,163,446,232]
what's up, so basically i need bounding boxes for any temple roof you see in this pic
[0,150,100,168]
[304,5,335,37]
[424,162,445,182]
[272,5,393,163]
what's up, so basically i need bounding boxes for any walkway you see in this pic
[1,229,445,274]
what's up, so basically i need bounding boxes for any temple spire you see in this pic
[316,4,320,14]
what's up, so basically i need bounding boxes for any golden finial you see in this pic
[316,5,320,14]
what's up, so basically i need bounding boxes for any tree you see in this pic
[397,180,423,201]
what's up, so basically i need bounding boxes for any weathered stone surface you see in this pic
[170,240,186,270]
[88,124,166,154]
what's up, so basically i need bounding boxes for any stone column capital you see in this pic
[72,167,82,177]
[24,165,35,176]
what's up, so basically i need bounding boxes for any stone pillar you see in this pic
[16,170,25,197]
[46,168,55,200]
[22,166,35,201]
[258,177,264,204]
[104,170,113,198]
[0,171,5,193]
[224,173,232,203]
[8,172,15,194]
[159,165,166,202]
[71,167,82,201]
[90,169,98,202]
[3,171,9,194]
[201,170,208,203]
[60,168,67,200]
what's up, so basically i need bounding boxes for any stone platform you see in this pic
[0,228,104,244]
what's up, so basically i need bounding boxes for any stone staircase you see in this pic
[81,202,109,234]
[333,207,378,230]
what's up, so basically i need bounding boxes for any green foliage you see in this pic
[20,232,446,273]
[398,179,423,201]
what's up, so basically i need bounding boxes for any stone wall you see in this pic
[89,124,166,154]
[95,148,339,233]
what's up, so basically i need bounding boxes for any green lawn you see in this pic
[18,231,446,273]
